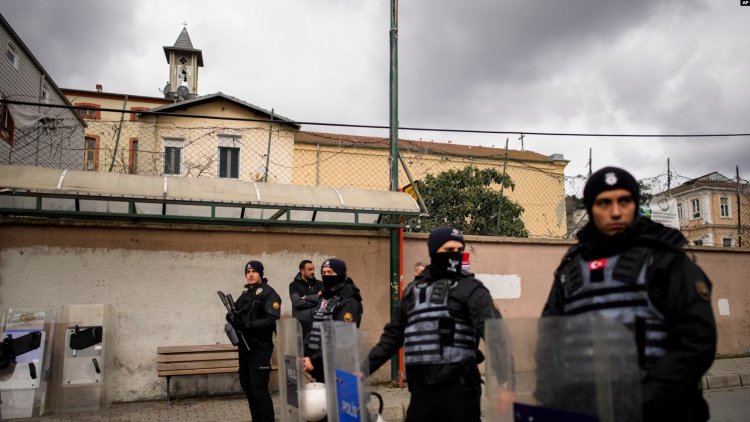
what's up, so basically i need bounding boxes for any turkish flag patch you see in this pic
[589,258,607,282]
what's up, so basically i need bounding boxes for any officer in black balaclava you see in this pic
[542,166,717,422]
[303,258,363,383]
[366,227,502,422]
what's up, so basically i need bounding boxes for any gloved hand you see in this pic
[226,311,242,330]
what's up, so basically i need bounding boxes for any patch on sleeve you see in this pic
[272,302,280,310]
[695,280,711,302]
[343,312,353,322]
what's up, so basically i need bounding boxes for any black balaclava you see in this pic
[428,227,465,279]
[321,258,347,298]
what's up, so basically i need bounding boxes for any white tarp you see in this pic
[6,102,63,128]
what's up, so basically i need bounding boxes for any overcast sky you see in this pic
[2,0,748,180]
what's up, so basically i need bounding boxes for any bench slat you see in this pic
[158,359,239,371]
[157,351,238,363]
[158,367,239,377]
[157,344,236,354]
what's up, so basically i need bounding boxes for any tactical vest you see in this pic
[307,296,341,352]
[560,246,668,368]
[403,279,477,365]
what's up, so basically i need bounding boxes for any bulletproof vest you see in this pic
[560,246,668,368]
[307,296,341,352]
[403,279,477,366]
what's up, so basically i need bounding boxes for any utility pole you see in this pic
[738,166,743,247]
[263,109,274,183]
[667,158,671,197]
[388,0,401,384]
[496,138,509,234]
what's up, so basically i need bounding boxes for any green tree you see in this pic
[416,166,528,237]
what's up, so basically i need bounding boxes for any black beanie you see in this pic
[244,260,264,278]
[321,258,347,279]
[583,167,640,216]
[427,227,465,257]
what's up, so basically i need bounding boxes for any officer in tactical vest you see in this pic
[303,258,363,383]
[542,166,717,422]
[226,260,281,422]
[367,227,502,422]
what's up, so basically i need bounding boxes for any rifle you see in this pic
[218,291,250,350]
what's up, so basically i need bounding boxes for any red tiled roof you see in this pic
[295,131,563,163]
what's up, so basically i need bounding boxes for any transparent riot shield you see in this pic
[50,304,117,414]
[484,315,642,422]
[0,308,56,418]
[277,318,307,422]
[321,320,370,422]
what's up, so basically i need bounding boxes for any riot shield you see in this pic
[277,318,307,422]
[320,320,369,422]
[484,315,642,422]
[50,304,117,414]
[0,308,56,419]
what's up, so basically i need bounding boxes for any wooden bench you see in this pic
[157,344,240,404]
[157,344,279,404]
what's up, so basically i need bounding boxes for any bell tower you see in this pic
[163,26,204,100]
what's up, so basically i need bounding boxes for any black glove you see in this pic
[225,312,235,324]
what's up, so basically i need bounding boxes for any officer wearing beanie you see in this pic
[367,227,502,422]
[542,166,717,422]
[303,258,363,383]
[227,260,281,422]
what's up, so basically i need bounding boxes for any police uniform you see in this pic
[233,279,281,422]
[305,277,363,382]
[367,266,501,422]
[543,217,717,421]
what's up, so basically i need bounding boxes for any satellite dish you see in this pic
[176,86,189,99]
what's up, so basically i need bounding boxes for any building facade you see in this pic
[671,172,750,247]
[0,13,85,169]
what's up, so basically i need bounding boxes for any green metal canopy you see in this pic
[0,165,420,229]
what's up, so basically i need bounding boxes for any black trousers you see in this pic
[405,381,481,422]
[238,343,274,422]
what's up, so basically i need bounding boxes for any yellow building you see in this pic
[60,27,569,237]
[294,131,570,238]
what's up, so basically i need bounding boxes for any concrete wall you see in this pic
[1,220,748,402]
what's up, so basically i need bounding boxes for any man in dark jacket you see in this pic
[289,259,323,343]
[226,260,281,422]
[542,166,717,422]
[367,227,501,422]
[302,258,363,383]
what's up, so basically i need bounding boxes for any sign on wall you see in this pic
[649,196,680,229]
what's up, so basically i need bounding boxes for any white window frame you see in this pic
[719,197,731,218]
[41,83,50,103]
[163,138,184,175]
[690,198,701,219]
[676,202,683,220]
[5,42,18,69]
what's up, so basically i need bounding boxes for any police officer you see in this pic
[367,227,501,422]
[542,167,717,422]
[227,260,281,422]
[289,259,324,344]
[303,258,363,383]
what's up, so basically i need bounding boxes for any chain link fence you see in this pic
[1,102,748,245]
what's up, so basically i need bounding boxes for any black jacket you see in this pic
[367,266,501,387]
[543,218,717,421]
[234,280,282,351]
[305,278,364,363]
[288,273,323,326]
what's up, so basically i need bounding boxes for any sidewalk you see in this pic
[15,356,750,422]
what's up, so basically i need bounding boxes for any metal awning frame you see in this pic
[0,189,413,229]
